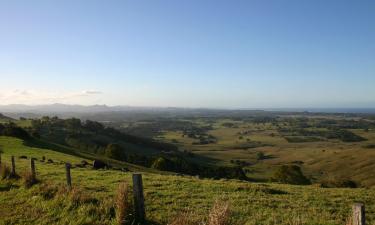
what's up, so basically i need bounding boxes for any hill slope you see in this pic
[0,113,14,122]
[0,136,375,225]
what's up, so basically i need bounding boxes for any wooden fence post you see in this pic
[353,203,365,225]
[132,174,145,223]
[65,163,72,189]
[30,158,36,180]
[11,156,16,176]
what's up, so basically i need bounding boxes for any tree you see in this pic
[105,143,123,160]
[272,165,310,185]
[64,118,82,130]
[151,157,170,170]
[1,123,30,140]
[84,120,104,133]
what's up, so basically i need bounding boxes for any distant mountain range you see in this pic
[0,104,123,113]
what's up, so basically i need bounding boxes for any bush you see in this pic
[272,165,311,185]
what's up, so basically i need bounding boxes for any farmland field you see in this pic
[1,136,375,225]
[114,113,375,187]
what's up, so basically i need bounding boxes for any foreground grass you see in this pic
[1,136,375,225]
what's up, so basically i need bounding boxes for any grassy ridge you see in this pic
[1,136,375,225]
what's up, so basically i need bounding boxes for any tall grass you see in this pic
[0,163,11,179]
[116,182,132,225]
[168,200,231,225]
[208,200,230,225]
[168,210,196,225]
[22,171,38,188]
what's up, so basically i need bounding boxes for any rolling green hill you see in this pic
[0,136,375,225]
[0,117,247,180]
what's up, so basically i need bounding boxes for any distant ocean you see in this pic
[263,108,375,114]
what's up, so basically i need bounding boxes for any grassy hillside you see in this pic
[0,117,246,180]
[1,136,375,225]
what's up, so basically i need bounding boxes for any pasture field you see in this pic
[1,136,375,225]
[155,115,375,186]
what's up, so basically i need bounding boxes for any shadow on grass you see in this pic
[24,138,79,157]
[0,182,19,192]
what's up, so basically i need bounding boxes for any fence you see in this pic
[0,153,369,225]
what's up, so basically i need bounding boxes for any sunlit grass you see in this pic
[1,136,375,224]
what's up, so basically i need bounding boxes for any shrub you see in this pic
[272,165,311,185]
[116,182,132,225]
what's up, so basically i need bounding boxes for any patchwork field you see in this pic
[1,136,375,225]
[153,116,375,187]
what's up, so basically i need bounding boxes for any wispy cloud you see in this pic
[82,90,102,95]
[0,89,103,105]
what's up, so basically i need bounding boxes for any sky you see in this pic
[0,0,374,108]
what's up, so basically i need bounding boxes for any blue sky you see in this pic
[0,0,374,108]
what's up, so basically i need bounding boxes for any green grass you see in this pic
[1,136,375,225]
[158,118,375,187]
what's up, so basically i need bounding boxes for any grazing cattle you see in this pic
[93,160,107,169]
